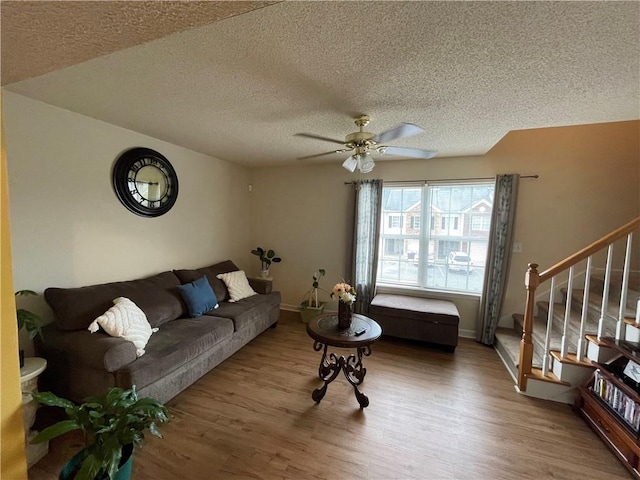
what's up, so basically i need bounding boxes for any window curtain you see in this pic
[477,174,520,345]
[350,179,383,315]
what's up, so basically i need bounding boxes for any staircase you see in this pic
[495,217,640,403]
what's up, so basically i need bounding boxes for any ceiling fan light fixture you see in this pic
[342,155,358,172]
[357,153,375,173]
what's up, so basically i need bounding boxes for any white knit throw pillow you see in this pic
[216,270,257,302]
[88,297,157,357]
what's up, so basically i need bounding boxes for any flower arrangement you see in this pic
[331,282,356,305]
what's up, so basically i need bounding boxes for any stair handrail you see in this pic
[539,217,640,283]
[518,216,640,391]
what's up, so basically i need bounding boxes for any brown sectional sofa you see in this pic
[37,260,280,404]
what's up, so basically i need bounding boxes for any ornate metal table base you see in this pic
[312,341,372,408]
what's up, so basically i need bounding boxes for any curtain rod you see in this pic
[344,174,538,185]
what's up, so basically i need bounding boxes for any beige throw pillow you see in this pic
[88,297,157,357]
[216,270,257,302]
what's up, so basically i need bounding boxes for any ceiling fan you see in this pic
[296,114,437,173]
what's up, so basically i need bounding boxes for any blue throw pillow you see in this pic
[177,275,219,317]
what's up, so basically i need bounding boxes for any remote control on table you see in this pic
[354,328,366,336]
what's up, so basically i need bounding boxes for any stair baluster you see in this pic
[542,277,556,376]
[560,266,574,358]
[597,245,614,340]
[576,256,593,361]
[616,232,634,340]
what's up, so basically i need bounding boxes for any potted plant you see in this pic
[15,289,44,367]
[31,385,169,480]
[299,268,328,323]
[250,247,282,278]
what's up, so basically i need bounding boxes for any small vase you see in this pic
[338,300,352,329]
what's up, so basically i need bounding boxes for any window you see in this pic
[472,215,491,231]
[377,182,495,294]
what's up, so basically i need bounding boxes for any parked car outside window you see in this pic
[447,252,473,273]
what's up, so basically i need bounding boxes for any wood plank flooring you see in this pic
[28,311,631,479]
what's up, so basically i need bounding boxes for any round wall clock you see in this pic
[112,147,179,217]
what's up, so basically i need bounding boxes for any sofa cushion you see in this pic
[88,297,157,357]
[45,271,186,331]
[216,270,257,302]
[206,292,280,331]
[174,260,238,302]
[115,316,234,390]
[177,276,219,317]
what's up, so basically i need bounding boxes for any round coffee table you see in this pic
[306,313,382,408]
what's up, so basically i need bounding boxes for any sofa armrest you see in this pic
[248,277,272,295]
[38,324,137,372]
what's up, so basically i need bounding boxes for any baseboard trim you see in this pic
[459,328,476,339]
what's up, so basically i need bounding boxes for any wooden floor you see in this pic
[29,311,631,480]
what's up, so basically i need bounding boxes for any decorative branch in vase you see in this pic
[300,269,328,323]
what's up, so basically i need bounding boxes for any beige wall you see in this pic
[2,92,253,349]
[2,90,638,339]
[250,121,639,334]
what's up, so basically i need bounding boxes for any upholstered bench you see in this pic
[369,294,460,352]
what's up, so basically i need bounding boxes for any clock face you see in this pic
[112,148,178,217]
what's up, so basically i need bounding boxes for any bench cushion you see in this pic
[370,294,460,326]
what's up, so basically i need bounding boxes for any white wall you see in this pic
[251,121,640,334]
[3,92,253,341]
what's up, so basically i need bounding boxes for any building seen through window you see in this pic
[377,182,495,294]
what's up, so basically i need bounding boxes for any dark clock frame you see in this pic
[112,147,179,217]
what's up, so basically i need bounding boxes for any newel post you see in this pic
[518,263,539,392]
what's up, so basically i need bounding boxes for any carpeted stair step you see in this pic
[535,302,587,352]
[537,300,617,343]
[494,327,545,372]
[588,272,640,311]
[569,288,637,323]
[513,312,568,355]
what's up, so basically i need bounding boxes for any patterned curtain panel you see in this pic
[477,174,520,345]
[351,179,383,315]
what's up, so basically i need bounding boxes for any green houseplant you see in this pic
[299,268,328,323]
[250,247,282,277]
[15,289,44,367]
[31,386,169,480]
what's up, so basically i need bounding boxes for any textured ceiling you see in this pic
[2,1,639,167]
[1,1,279,85]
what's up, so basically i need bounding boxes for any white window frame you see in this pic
[377,182,495,295]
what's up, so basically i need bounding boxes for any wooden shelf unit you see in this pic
[575,337,640,478]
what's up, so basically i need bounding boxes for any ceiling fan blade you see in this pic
[373,123,425,144]
[297,150,346,160]
[295,133,346,145]
[380,146,437,159]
